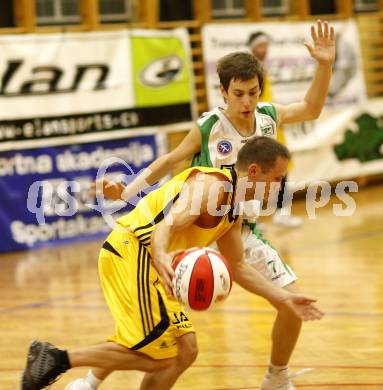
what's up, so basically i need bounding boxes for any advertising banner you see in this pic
[0,134,166,252]
[0,28,194,150]
[287,98,383,187]
[202,20,366,112]
[0,28,193,251]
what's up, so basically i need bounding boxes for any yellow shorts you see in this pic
[99,229,194,359]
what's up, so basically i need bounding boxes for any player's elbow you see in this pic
[305,102,323,120]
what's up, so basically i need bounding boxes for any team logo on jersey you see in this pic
[217,140,232,155]
[261,125,274,136]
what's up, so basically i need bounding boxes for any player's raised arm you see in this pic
[216,218,324,321]
[276,20,336,125]
[91,125,202,201]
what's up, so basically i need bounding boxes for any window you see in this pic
[36,0,80,25]
[0,0,15,27]
[354,0,378,12]
[99,0,131,22]
[309,0,335,14]
[212,0,245,18]
[36,0,131,25]
[211,0,290,19]
[263,0,289,16]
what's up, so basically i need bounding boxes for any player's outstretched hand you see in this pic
[282,293,324,321]
[90,179,125,200]
[304,20,335,65]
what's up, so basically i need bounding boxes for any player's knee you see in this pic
[177,336,198,367]
[146,357,174,372]
[183,343,198,366]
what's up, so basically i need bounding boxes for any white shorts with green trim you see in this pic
[241,224,297,288]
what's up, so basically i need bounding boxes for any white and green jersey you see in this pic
[192,103,277,168]
[191,103,296,287]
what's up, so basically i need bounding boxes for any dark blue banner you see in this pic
[0,135,162,252]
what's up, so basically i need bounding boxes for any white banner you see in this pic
[0,28,195,150]
[202,20,366,111]
[0,31,134,117]
[288,98,383,186]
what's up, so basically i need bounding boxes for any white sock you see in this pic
[276,207,291,216]
[269,363,288,374]
[85,370,102,389]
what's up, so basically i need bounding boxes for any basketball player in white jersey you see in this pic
[79,20,335,390]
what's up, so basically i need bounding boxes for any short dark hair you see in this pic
[236,136,291,172]
[216,51,264,92]
[246,31,271,47]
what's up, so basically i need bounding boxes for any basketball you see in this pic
[172,247,232,311]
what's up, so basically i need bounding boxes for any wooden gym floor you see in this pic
[1,184,382,389]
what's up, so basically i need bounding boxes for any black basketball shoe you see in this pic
[21,340,70,389]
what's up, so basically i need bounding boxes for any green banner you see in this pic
[131,36,192,107]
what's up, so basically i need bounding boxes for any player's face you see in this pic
[249,156,288,201]
[250,42,269,62]
[221,76,260,120]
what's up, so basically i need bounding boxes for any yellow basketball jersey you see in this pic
[117,166,239,253]
[260,72,273,103]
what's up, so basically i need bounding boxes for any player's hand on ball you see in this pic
[281,293,324,321]
[153,251,179,295]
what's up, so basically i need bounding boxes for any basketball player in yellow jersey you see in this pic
[88,20,334,390]
[22,137,323,390]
